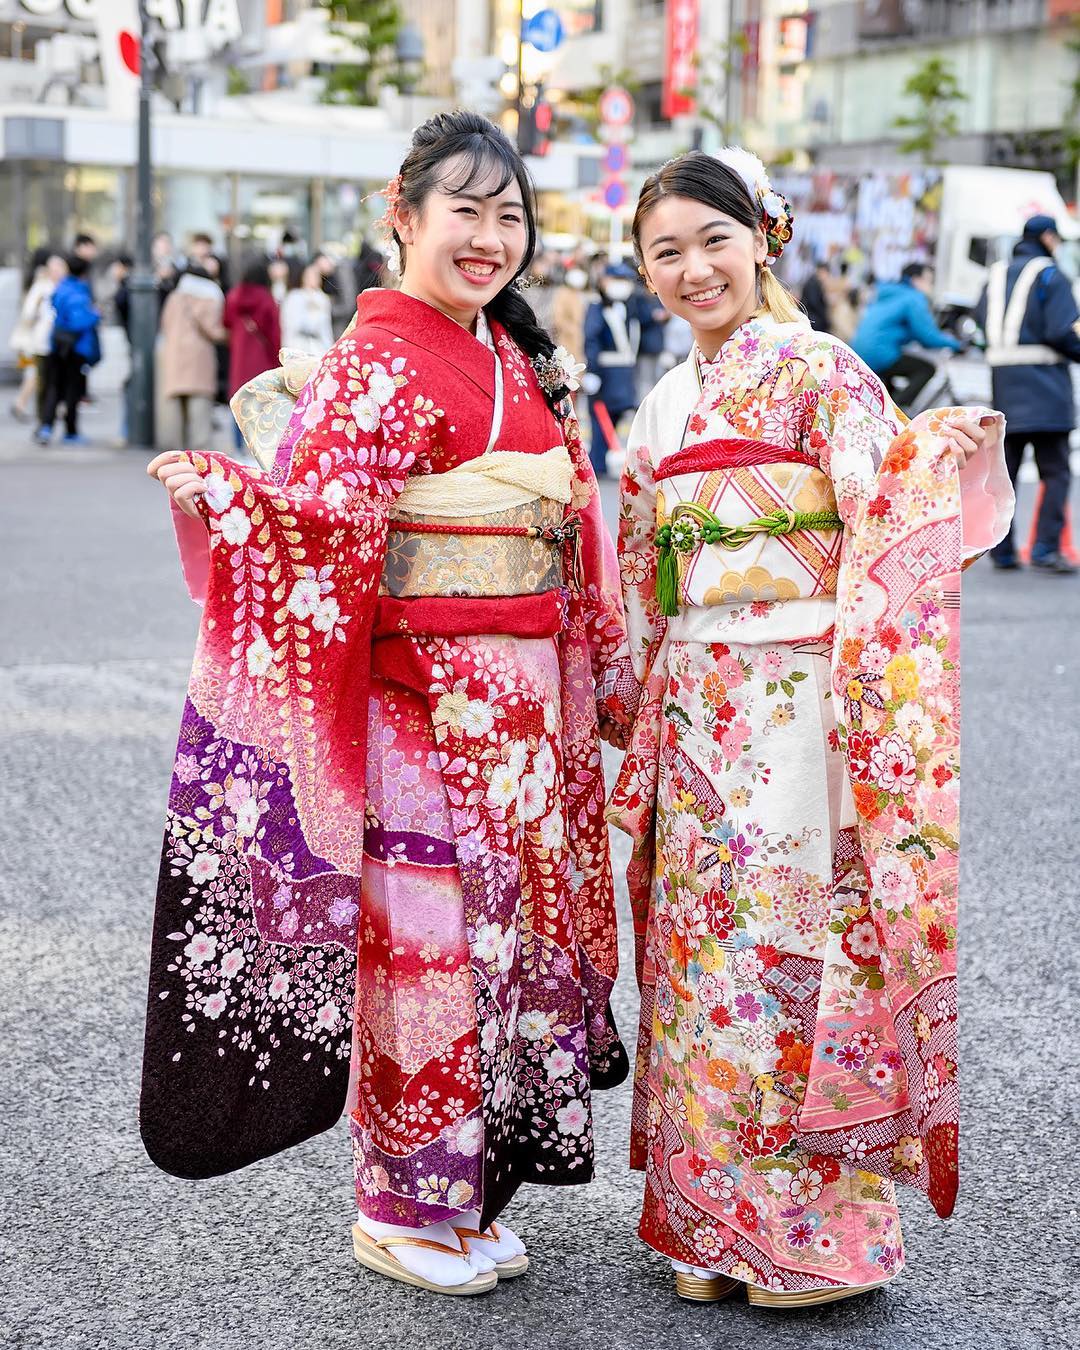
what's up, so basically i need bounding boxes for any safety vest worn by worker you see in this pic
[984,256,1066,368]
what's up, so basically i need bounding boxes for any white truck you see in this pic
[934,165,1079,311]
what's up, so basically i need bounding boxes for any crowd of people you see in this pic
[6,228,381,452]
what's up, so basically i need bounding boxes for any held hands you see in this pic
[147,450,208,520]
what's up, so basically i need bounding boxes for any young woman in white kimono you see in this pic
[602,150,1013,1307]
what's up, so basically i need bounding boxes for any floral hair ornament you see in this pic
[364,172,404,273]
[532,345,586,397]
[713,146,794,265]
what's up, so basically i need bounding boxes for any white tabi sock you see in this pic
[355,1214,488,1287]
[672,1258,727,1280]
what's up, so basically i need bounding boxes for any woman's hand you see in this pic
[915,411,997,468]
[147,450,208,520]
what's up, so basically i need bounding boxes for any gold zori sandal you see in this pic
[351,1224,497,1296]
[673,1270,741,1303]
[453,1223,530,1279]
[747,1277,891,1308]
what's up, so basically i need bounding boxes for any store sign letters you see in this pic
[19,0,242,41]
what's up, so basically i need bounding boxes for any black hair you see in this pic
[73,232,96,249]
[393,110,564,406]
[632,151,803,325]
[116,252,134,269]
[241,258,272,288]
[901,261,931,283]
[67,254,91,278]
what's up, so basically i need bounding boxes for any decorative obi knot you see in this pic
[655,501,843,616]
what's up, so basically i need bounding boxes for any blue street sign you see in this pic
[603,179,627,210]
[523,10,564,53]
[604,144,626,173]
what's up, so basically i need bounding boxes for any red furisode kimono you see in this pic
[140,289,628,1227]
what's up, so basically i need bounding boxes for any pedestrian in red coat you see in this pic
[223,259,281,399]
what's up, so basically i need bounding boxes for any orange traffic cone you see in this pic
[1020,485,1079,564]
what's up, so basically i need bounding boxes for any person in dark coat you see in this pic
[800,260,831,332]
[975,214,1080,573]
[633,278,669,403]
[355,238,385,296]
[223,259,282,448]
[583,262,640,477]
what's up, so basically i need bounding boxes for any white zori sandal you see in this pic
[452,1222,530,1279]
[351,1224,497,1296]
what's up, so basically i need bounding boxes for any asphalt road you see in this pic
[2,400,1078,1350]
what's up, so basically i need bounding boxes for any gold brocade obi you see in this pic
[380,447,578,598]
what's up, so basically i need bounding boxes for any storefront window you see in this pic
[320,179,387,259]
[234,176,312,256]
[0,161,126,267]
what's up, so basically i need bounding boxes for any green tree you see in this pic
[316,0,408,107]
[687,33,751,145]
[892,56,967,165]
[566,65,640,135]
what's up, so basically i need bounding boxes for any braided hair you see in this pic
[392,110,568,407]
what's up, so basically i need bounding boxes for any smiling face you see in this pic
[638,195,767,358]
[394,155,530,330]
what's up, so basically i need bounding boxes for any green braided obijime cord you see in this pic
[654,500,843,616]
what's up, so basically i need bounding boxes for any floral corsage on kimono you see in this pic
[532,345,586,400]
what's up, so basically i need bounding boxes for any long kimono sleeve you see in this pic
[140,338,423,1179]
[796,335,1012,1218]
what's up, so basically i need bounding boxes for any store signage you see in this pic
[662,0,699,120]
[18,0,242,42]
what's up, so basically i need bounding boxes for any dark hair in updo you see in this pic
[631,151,803,325]
[393,110,566,406]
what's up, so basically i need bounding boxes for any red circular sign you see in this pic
[119,29,141,77]
[598,86,634,126]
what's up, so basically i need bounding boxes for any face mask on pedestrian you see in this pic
[565,268,587,289]
[604,278,634,301]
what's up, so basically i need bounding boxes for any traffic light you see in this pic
[519,86,552,158]
[534,95,552,157]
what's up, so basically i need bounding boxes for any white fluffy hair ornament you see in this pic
[713,145,794,265]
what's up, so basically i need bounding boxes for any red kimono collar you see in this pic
[354,288,497,397]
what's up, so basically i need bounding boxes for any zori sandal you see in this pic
[673,1270,741,1303]
[747,1277,891,1308]
[452,1223,530,1279]
[351,1224,498,1296]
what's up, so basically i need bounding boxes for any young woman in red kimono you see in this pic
[601,150,1012,1307]
[143,112,627,1296]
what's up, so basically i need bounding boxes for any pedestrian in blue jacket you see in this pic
[850,261,962,407]
[36,254,100,445]
[975,214,1080,573]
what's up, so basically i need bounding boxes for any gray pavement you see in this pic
[2,397,1078,1350]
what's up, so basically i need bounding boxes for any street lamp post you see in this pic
[127,0,157,450]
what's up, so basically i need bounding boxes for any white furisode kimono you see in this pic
[603,314,1012,1293]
